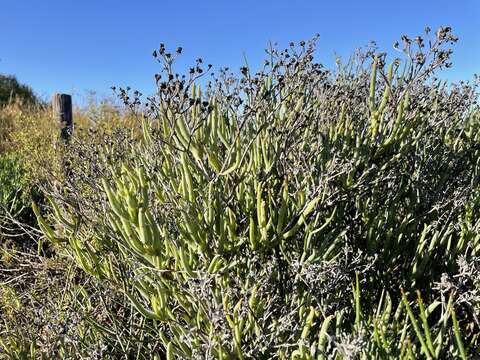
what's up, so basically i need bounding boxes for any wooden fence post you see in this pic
[52,93,73,141]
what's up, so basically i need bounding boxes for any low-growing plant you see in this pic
[36,27,480,358]
[0,102,62,186]
[0,154,28,217]
[0,153,40,244]
[0,83,163,359]
[0,253,157,359]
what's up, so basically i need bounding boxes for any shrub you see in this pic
[0,81,154,358]
[0,154,36,241]
[4,103,63,185]
[0,74,38,107]
[37,27,480,358]
[0,254,146,359]
[73,94,140,136]
[0,113,13,154]
[0,154,28,212]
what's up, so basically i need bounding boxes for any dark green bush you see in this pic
[0,154,31,236]
[36,27,480,359]
[0,153,46,260]
[0,74,38,107]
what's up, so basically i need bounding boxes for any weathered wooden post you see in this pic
[52,94,73,178]
[52,93,73,141]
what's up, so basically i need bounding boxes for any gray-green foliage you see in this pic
[37,28,480,358]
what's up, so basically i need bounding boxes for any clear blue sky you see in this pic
[1,1,479,105]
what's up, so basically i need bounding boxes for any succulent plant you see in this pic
[35,28,480,358]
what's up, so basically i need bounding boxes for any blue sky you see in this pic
[1,1,479,105]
